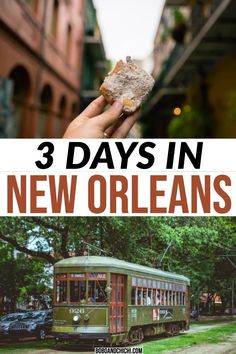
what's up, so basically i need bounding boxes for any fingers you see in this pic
[82,95,107,118]
[96,101,124,129]
[111,111,140,138]
[105,114,126,137]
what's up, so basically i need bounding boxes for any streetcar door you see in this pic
[110,274,125,333]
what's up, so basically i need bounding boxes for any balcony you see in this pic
[84,35,106,62]
[145,0,236,112]
[164,0,235,85]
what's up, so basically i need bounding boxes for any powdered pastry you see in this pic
[100,56,155,114]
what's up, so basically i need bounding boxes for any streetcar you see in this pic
[52,256,190,346]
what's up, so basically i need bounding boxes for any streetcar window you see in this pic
[88,280,107,303]
[56,280,67,303]
[70,280,86,303]
[164,290,168,305]
[131,288,136,305]
[143,289,147,305]
[169,291,172,305]
[137,288,143,305]
[160,290,164,305]
[152,289,156,305]
[156,290,160,305]
[173,291,176,305]
[147,289,152,305]
[180,292,184,305]
[138,278,143,286]
[183,293,185,306]
[130,279,186,307]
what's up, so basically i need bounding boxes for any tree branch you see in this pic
[29,217,68,234]
[0,232,57,264]
[27,217,70,259]
[60,228,70,258]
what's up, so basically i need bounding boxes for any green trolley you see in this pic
[52,256,190,346]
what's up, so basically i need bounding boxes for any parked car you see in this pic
[190,309,200,320]
[225,308,236,315]
[0,313,29,339]
[8,310,52,340]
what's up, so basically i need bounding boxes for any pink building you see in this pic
[0,0,85,137]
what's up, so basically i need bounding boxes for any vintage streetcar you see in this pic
[52,256,190,346]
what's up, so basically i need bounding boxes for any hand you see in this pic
[63,96,139,139]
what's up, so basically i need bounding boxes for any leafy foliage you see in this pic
[167,106,207,138]
[0,241,51,313]
[0,217,236,312]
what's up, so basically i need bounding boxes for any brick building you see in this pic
[0,0,85,138]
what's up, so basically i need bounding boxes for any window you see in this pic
[66,24,72,60]
[173,291,176,305]
[180,292,183,305]
[51,0,59,38]
[132,277,137,286]
[176,292,179,305]
[88,273,107,304]
[88,280,107,303]
[147,289,152,305]
[130,277,187,307]
[55,274,67,303]
[54,272,107,304]
[70,279,86,303]
[182,293,185,306]
[143,289,147,305]
[156,290,160,305]
[131,288,136,305]
[137,288,143,305]
[138,278,143,287]
[169,291,172,305]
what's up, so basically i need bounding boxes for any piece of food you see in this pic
[100,56,155,114]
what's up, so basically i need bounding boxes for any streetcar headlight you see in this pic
[73,315,80,322]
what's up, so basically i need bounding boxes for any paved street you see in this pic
[1,321,236,354]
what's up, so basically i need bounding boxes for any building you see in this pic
[141,0,236,138]
[0,0,85,138]
[80,0,109,112]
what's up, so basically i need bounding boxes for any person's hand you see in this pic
[63,96,139,138]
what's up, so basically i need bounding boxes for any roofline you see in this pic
[54,256,190,284]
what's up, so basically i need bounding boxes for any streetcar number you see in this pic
[69,308,85,314]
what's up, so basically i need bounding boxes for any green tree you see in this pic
[0,217,236,313]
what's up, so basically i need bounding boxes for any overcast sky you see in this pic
[93,0,165,67]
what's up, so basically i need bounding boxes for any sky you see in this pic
[93,0,165,71]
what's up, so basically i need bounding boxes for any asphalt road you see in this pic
[1,321,236,354]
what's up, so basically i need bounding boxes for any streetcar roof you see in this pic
[54,256,190,284]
